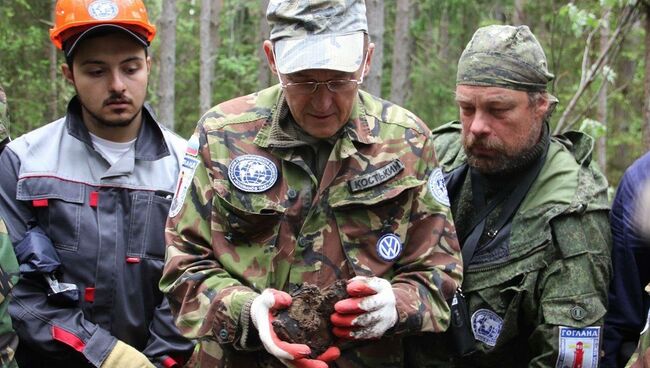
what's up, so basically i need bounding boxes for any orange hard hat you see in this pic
[50,0,156,50]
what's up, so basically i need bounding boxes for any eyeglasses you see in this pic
[275,50,368,95]
[280,78,363,95]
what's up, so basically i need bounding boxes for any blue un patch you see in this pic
[376,233,403,262]
[228,155,278,193]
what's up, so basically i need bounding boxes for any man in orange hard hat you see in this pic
[0,1,194,367]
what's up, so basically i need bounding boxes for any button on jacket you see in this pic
[0,97,195,367]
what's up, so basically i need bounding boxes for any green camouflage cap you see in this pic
[267,0,368,74]
[457,25,554,92]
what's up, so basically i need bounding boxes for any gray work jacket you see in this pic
[0,97,194,367]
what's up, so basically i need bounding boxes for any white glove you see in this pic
[330,276,398,340]
[251,289,339,368]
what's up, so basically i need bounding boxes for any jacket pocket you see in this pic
[17,177,84,252]
[127,191,173,260]
[329,176,423,276]
[213,179,285,247]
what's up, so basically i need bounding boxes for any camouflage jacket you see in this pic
[0,220,18,368]
[405,121,612,367]
[161,84,462,367]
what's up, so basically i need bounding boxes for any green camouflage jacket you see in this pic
[160,85,462,367]
[406,121,611,368]
[0,220,19,368]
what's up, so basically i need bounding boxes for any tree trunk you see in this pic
[157,0,177,130]
[365,0,384,96]
[597,10,609,175]
[199,0,222,114]
[49,0,58,122]
[438,5,450,62]
[390,0,413,105]
[513,0,527,25]
[258,0,272,89]
[644,4,650,149]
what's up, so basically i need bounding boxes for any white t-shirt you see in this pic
[89,132,136,165]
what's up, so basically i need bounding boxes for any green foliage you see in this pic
[579,118,607,139]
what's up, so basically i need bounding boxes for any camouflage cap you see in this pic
[267,0,368,74]
[457,25,554,92]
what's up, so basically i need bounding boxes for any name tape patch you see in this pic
[348,159,404,193]
[228,155,278,193]
[555,326,599,368]
[471,309,503,347]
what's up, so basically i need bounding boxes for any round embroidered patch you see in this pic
[88,0,119,20]
[376,233,403,262]
[228,155,278,193]
[428,168,450,207]
[471,309,503,347]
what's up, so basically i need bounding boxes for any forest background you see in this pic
[1,0,647,187]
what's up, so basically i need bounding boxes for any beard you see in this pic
[78,91,141,128]
[462,128,541,174]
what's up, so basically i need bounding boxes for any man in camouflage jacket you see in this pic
[405,25,611,367]
[160,0,462,367]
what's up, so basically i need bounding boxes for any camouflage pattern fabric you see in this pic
[267,0,367,41]
[160,84,462,367]
[0,85,8,144]
[0,220,19,368]
[405,122,612,367]
[457,25,555,92]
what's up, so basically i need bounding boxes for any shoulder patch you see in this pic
[428,168,450,207]
[169,156,200,218]
[471,309,503,347]
[555,326,600,368]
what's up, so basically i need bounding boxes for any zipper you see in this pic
[465,240,549,273]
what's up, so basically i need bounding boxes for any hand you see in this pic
[101,340,154,368]
[331,276,397,340]
[251,289,338,368]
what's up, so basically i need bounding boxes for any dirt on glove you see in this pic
[272,280,348,358]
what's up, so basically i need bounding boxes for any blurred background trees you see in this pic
[0,0,646,186]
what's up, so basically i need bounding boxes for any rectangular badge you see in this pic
[555,326,600,368]
[348,159,405,193]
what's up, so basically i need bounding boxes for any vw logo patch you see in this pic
[228,155,278,193]
[376,233,403,262]
[471,309,503,347]
[88,0,119,20]
[428,168,450,207]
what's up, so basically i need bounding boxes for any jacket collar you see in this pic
[65,96,171,161]
[255,85,379,149]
